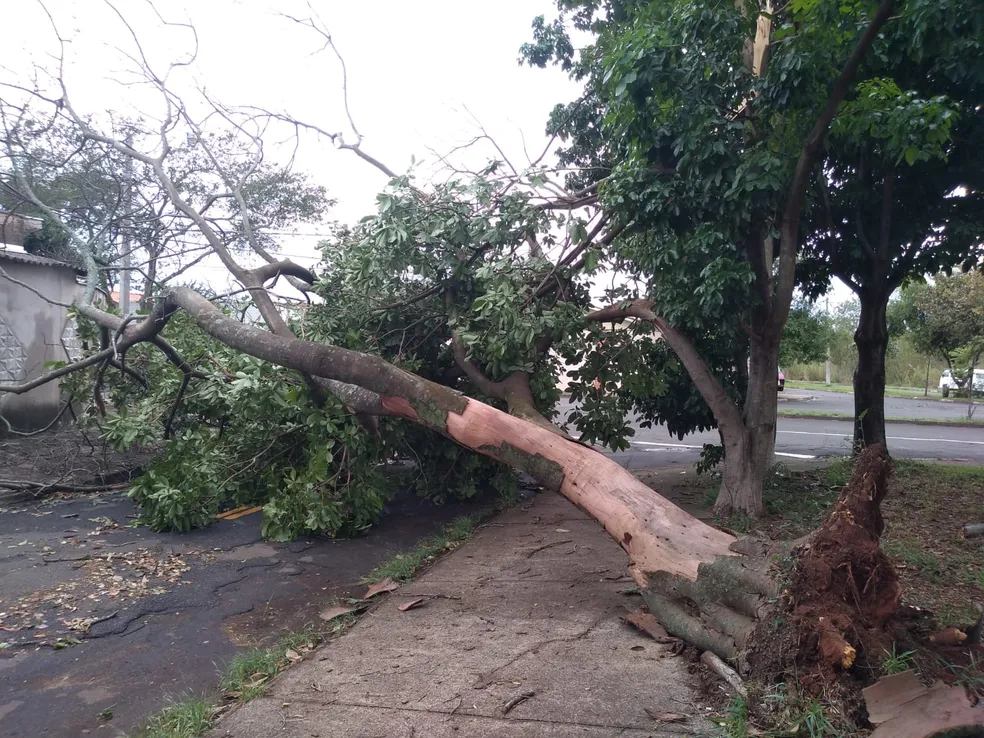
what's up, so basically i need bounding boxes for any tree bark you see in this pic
[853,289,889,450]
[716,336,777,516]
[718,425,773,518]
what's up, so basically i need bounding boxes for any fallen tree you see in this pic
[59,288,919,690]
[5,6,978,734]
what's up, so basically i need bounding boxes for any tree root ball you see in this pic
[790,443,901,673]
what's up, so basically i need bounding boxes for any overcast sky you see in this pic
[2,1,577,252]
[1,0,854,305]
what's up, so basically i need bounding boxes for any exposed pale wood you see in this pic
[444,398,738,580]
[818,617,856,670]
[700,651,747,698]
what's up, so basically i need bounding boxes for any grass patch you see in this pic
[220,630,320,701]
[128,698,213,738]
[363,511,488,584]
[880,460,984,623]
[882,644,917,675]
[130,629,339,737]
[882,539,943,580]
[937,652,984,692]
[719,695,750,737]
[792,699,840,738]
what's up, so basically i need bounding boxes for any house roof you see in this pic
[0,248,83,272]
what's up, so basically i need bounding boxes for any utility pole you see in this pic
[824,297,831,385]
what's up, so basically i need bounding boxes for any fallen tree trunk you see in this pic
[21,288,902,681]
[132,289,897,674]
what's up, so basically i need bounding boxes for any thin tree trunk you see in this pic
[853,290,889,450]
[141,249,157,309]
[968,359,977,420]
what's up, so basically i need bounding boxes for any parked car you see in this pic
[939,368,984,398]
[778,368,785,392]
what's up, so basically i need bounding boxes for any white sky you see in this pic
[1,0,854,306]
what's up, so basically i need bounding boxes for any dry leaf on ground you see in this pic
[643,708,686,723]
[397,598,424,612]
[363,577,399,599]
[319,605,355,621]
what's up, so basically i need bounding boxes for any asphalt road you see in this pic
[786,387,976,421]
[559,391,984,468]
[608,416,984,468]
[0,488,500,738]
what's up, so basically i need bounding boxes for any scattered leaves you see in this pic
[397,598,425,612]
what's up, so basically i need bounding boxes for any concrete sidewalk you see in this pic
[210,492,714,737]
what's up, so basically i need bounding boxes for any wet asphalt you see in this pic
[0,488,497,737]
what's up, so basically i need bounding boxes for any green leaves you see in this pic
[832,77,958,166]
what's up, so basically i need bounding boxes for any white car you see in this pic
[939,368,984,398]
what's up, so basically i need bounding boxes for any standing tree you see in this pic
[1,118,331,308]
[523,0,897,513]
[780,298,833,368]
[912,271,984,416]
[799,1,984,449]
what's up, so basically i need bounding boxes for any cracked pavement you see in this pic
[0,489,493,737]
[210,492,714,737]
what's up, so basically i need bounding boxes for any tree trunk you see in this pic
[968,358,977,420]
[718,425,773,518]
[167,286,738,581]
[853,290,889,450]
[715,337,777,516]
[141,249,157,309]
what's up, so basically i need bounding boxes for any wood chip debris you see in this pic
[319,605,356,622]
[863,669,984,738]
[621,609,677,644]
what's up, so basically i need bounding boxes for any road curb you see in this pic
[778,412,983,429]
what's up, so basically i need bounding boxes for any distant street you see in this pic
[559,390,984,467]
[786,388,974,422]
